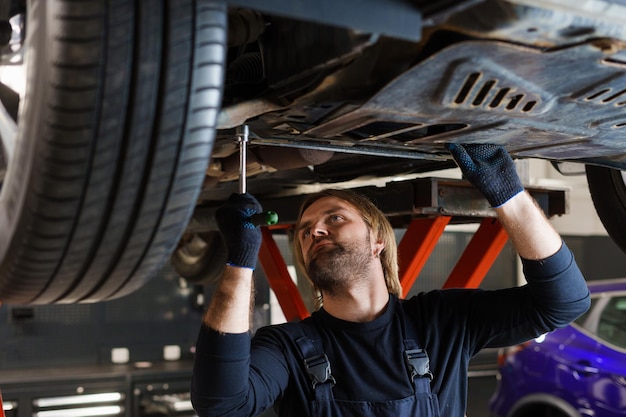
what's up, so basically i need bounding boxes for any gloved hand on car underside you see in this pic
[215,192,263,269]
[447,143,524,208]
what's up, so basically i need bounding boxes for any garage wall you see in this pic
[0,266,203,371]
[563,235,626,281]
[527,159,608,236]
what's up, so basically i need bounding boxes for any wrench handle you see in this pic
[237,125,279,226]
[237,125,249,194]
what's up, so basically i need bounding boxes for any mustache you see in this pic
[312,236,333,244]
[307,237,339,259]
[310,236,335,250]
[309,236,333,253]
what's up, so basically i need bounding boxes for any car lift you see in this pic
[253,177,568,322]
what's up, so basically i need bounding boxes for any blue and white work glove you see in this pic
[447,144,524,208]
[215,193,263,269]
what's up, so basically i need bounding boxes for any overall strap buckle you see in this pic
[304,353,337,389]
[404,348,434,382]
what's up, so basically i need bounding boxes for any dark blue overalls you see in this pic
[292,314,440,417]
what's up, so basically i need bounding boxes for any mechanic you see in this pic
[191,144,590,417]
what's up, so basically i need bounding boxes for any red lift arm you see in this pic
[258,226,310,321]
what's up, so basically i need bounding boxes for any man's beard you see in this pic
[305,233,375,297]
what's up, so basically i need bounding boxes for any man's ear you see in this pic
[373,239,385,257]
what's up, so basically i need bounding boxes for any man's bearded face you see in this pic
[306,230,374,296]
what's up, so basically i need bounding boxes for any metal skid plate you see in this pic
[307,41,626,154]
[252,40,626,169]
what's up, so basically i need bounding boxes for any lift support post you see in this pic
[258,226,310,322]
[247,177,566,321]
[397,216,450,297]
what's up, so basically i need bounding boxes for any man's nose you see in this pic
[311,225,328,237]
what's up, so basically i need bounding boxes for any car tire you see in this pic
[586,165,626,255]
[0,0,226,304]
[171,232,227,284]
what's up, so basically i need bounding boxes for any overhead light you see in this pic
[34,405,123,417]
[2,400,17,411]
[33,392,123,408]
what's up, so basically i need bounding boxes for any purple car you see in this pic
[489,278,626,417]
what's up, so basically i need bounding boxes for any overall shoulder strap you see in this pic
[287,320,336,400]
[397,302,434,383]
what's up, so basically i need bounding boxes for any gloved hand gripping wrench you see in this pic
[237,125,278,226]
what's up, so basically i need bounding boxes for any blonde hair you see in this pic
[293,189,402,304]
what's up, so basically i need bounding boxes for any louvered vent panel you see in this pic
[584,87,626,105]
[453,72,539,113]
[580,81,626,128]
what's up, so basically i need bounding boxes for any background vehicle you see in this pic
[489,278,626,417]
[1,0,626,304]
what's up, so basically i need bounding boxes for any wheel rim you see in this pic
[0,12,24,183]
[171,231,227,283]
[176,234,211,265]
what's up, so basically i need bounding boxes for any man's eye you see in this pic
[302,229,311,238]
[330,215,343,222]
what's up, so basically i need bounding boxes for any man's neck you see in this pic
[322,281,390,322]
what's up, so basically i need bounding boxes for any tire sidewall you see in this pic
[586,165,626,254]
